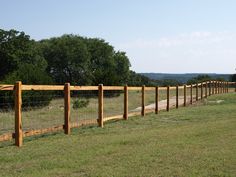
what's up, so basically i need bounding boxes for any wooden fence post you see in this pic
[216,81,218,94]
[223,82,225,93]
[196,83,199,101]
[176,85,179,108]
[64,83,70,135]
[184,85,186,106]
[218,81,220,94]
[215,81,217,94]
[155,86,159,114]
[15,81,23,147]
[212,81,214,95]
[190,84,193,104]
[124,85,128,120]
[98,84,104,127]
[209,81,211,96]
[220,82,223,94]
[224,82,226,93]
[200,83,203,99]
[141,85,145,116]
[227,82,229,93]
[205,82,208,98]
[167,86,170,111]
[235,82,236,92]
[219,82,221,93]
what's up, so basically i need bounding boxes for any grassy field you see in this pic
[0,92,235,176]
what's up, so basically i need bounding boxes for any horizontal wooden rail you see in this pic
[0,81,235,91]
[128,112,141,117]
[0,133,14,142]
[103,115,124,122]
[22,85,64,91]
[0,85,14,90]
[103,86,124,90]
[23,125,64,137]
[70,86,98,91]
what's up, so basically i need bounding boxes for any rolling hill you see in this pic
[140,73,231,83]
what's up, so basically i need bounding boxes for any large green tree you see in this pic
[85,37,130,85]
[41,36,131,86]
[0,29,53,108]
[0,29,47,80]
[40,35,92,85]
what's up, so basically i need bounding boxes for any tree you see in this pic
[41,36,131,86]
[84,38,131,85]
[0,29,53,109]
[40,35,92,85]
[187,75,212,84]
[231,74,236,82]
[113,51,131,85]
[0,29,47,80]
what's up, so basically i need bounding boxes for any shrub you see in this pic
[72,98,89,109]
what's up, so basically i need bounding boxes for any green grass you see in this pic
[0,93,236,177]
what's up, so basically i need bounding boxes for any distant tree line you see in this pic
[0,29,148,86]
[0,29,155,108]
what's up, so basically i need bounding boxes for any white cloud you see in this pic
[117,31,236,73]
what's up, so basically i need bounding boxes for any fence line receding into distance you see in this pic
[0,81,235,147]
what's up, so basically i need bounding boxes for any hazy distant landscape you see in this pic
[140,73,231,83]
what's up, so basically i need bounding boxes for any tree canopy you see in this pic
[0,29,138,86]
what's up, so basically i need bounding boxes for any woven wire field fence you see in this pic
[0,81,235,147]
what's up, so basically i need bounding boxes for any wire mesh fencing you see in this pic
[169,87,176,108]
[71,90,98,127]
[128,89,142,115]
[0,93,15,146]
[21,91,64,132]
[103,90,124,118]
[0,91,15,146]
[145,89,155,112]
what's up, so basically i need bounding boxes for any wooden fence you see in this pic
[0,81,235,147]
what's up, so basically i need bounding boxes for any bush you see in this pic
[72,98,89,109]
[0,64,53,110]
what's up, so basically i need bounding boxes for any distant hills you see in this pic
[139,73,232,83]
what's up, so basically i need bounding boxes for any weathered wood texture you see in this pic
[176,85,179,108]
[15,81,23,147]
[190,84,193,104]
[124,85,128,120]
[98,84,104,127]
[64,83,70,134]
[167,86,170,111]
[184,85,186,106]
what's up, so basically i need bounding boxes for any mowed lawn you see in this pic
[0,93,236,177]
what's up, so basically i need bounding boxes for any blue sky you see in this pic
[1,0,236,73]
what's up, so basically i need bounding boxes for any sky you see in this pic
[1,0,236,74]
